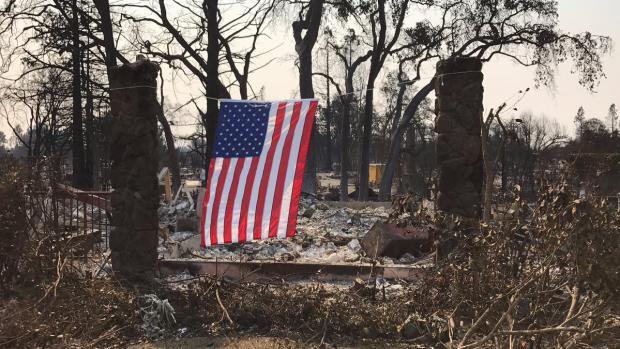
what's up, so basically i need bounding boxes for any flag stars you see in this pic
[213,101,270,157]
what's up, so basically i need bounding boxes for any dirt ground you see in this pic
[130,335,416,348]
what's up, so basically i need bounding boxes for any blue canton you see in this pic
[213,101,271,158]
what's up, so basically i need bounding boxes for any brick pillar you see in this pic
[434,57,483,218]
[109,57,159,282]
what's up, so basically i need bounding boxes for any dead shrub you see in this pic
[182,278,411,340]
[0,154,71,293]
[0,279,139,348]
[0,155,142,348]
[394,175,620,348]
[0,153,29,292]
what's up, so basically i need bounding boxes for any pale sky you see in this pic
[481,0,619,135]
[164,0,619,138]
[1,0,618,141]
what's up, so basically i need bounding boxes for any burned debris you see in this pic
[1,1,618,348]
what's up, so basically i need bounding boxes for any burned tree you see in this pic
[355,0,409,201]
[292,0,324,193]
[219,0,279,100]
[205,0,220,166]
[334,34,372,200]
[315,28,372,200]
[377,0,612,202]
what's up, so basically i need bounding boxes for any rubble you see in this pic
[350,277,375,297]
[158,196,198,231]
[158,194,415,265]
[301,206,315,218]
[398,314,423,339]
[158,179,200,231]
[175,216,197,232]
[360,222,430,258]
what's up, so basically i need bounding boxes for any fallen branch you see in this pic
[37,250,68,304]
[215,286,234,325]
[497,327,586,335]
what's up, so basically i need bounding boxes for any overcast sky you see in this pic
[480,0,619,135]
[164,0,619,138]
[1,0,618,141]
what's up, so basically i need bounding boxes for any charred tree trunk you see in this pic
[239,77,248,100]
[379,82,406,199]
[300,47,318,193]
[93,0,123,68]
[293,0,323,194]
[324,46,332,171]
[389,84,407,143]
[340,95,351,200]
[357,75,377,201]
[157,70,181,193]
[156,103,181,193]
[71,0,86,189]
[357,39,385,201]
[84,54,95,189]
[357,0,407,201]
[337,50,371,201]
[204,0,220,170]
[501,144,507,191]
[379,81,434,200]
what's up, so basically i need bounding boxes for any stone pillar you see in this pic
[109,58,160,282]
[434,57,483,218]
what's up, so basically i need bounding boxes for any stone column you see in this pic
[109,58,159,282]
[434,57,483,218]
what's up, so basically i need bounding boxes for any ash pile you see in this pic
[158,194,433,265]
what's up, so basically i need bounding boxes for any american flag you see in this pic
[201,99,318,247]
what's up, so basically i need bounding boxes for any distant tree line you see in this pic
[0,0,612,202]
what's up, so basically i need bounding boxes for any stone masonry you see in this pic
[434,57,484,218]
[109,58,160,282]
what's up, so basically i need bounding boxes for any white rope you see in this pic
[108,85,157,91]
[104,69,483,100]
[333,70,482,98]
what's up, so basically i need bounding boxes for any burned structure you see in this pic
[434,57,484,218]
[109,58,160,281]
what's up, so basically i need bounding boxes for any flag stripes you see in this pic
[201,99,318,246]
